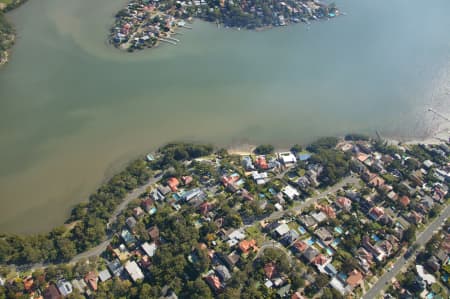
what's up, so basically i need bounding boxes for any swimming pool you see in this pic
[334,227,343,235]
[306,238,315,246]
[331,238,341,247]
[298,226,306,234]
[372,234,381,242]
[325,247,334,256]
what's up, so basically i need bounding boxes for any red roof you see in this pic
[167,177,180,192]
[205,275,221,291]
[256,156,268,170]
[336,197,351,209]
[239,239,257,254]
[182,176,193,185]
[399,196,410,207]
[293,240,308,253]
[319,205,336,219]
[312,254,328,266]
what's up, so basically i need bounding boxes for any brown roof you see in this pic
[312,254,328,266]
[346,269,363,288]
[148,226,160,241]
[293,240,308,253]
[43,285,61,299]
[84,272,98,291]
[167,177,180,192]
[264,262,277,279]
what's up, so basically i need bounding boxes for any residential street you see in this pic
[362,203,450,299]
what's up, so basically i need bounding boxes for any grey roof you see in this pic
[215,265,231,282]
[107,259,124,276]
[303,247,319,262]
[98,269,112,282]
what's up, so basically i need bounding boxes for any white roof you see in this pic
[125,261,145,282]
[279,152,297,164]
[311,211,327,223]
[56,280,73,297]
[274,203,283,211]
[228,229,246,241]
[330,277,348,295]
[275,223,290,236]
[98,269,112,282]
[252,171,268,180]
[416,265,436,285]
[282,185,299,199]
[141,242,157,257]
[264,280,273,288]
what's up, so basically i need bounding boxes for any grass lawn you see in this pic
[0,0,12,5]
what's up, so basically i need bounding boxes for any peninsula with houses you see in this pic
[0,134,449,298]
[109,0,340,52]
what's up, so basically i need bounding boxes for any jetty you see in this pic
[158,38,177,45]
[428,108,450,122]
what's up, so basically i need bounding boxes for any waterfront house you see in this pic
[278,152,297,165]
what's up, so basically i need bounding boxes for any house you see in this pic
[315,227,333,245]
[408,211,423,225]
[278,152,297,165]
[274,223,290,238]
[416,265,436,285]
[299,215,318,229]
[142,198,156,213]
[426,256,440,272]
[303,247,319,263]
[167,177,180,192]
[264,262,278,279]
[125,261,145,282]
[215,265,231,282]
[148,226,160,242]
[423,160,434,169]
[312,254,330,267]
[126,216,137,230]
[252,171,268,185]
[255,155,268,170]
[181,175,193,185]
[44,284,62,299]
[368,206,385,221]
[221,251,240,270]
[336,196,352,211]
[281,229,300,246]
[238,239,258,254]
[56,280,73,297]
[98,269,112,282]
[242,156,254,170]
[121,229,137,247]
[330,277,348,296]
[346,269,363,289]
[282,185,300,200]
[324,263,338,276]
[205,275,222,292]
[318,204,336,219]
[311,211,327,223]
[297,176,311,190]
[133,206,145,218]
[107,259,124,277]
[141,242,157,257]
[292,240,308,254]
[71,279,87,294]
[369,175,385,188]
[399,196,410,208]
[387,191,398,201]
[158,185,171,196]
[277,284,291,298]
[84,272,98,291]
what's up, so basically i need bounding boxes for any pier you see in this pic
[428,108,450,122]
[158,38,177,45]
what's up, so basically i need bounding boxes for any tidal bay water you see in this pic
[1,0,450,233]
